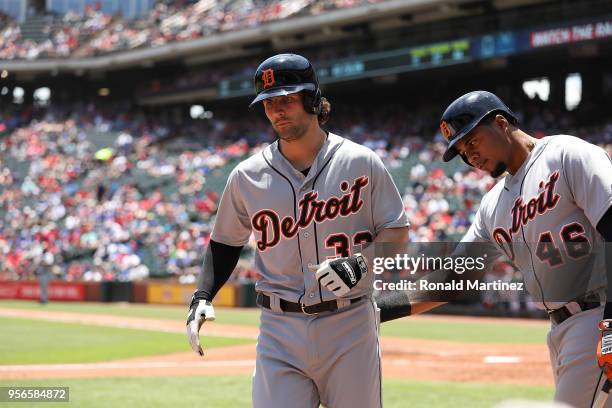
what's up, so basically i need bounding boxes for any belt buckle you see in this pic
[301,302,321,316]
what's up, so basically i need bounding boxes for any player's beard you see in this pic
[274,121,309,142]
[490,162,507,178]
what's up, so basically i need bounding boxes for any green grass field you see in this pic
[0,300,259,326]
[0,317,252,365]
[0,377,552,408]
[0,300,554,407]
[0,300,548,344]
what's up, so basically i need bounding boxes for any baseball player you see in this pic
[375,91,612,407]
[186,53,410,408]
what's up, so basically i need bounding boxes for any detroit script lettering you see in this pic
[252,176,369,251]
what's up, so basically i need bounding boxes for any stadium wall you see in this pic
[0,280,249,306]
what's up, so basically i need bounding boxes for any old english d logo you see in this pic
[440,120,455,141]
[262,69,276,88]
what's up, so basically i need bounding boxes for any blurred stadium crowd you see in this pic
[0,0,381,59]
[2,95,612,289]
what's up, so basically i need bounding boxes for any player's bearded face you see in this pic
[457,125,508,178]
[264,94,311,142]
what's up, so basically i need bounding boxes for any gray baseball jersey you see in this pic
[462,134,612,407]
[211,132,409,305]
[463,135,612,307]
[211,132,408,408]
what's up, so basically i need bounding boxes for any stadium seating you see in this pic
[1,100,611,283]
[0,0,383,59]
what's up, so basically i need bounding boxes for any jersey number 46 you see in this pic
[535,222,592,267]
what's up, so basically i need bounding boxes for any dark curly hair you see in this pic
[318,97,331,126]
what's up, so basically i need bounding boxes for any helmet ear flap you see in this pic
[303,89,322,114]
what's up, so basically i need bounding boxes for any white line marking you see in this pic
[483,356,522,364]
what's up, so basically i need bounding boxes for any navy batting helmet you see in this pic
[440,90,518,163]
[249,53,322,114]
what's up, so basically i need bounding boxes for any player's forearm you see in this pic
[411,301,447,315]
[374,290,446,322]
[373,242,486,320]
[196,240,243,301]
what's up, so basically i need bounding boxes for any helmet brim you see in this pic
[249,84,316,107]
[442,144,460,162]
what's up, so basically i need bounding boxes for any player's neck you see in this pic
[278,126,327,171]
[507,131,537,175]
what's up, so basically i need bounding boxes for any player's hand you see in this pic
[309,253,368,297]
[186,294,216,357]
[597,319,612,378]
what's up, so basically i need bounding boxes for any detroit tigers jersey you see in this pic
[463,135,612,308]
[211,132,409,305]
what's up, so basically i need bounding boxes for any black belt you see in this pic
[548,299,601,325]
[256,293,363,315]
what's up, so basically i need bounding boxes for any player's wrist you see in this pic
[190,290,212,308]
[374,291,412,323]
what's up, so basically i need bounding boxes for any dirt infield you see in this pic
[0,307,553,386]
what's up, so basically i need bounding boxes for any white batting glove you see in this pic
[309,253,368,298]
[186,296,216,357]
